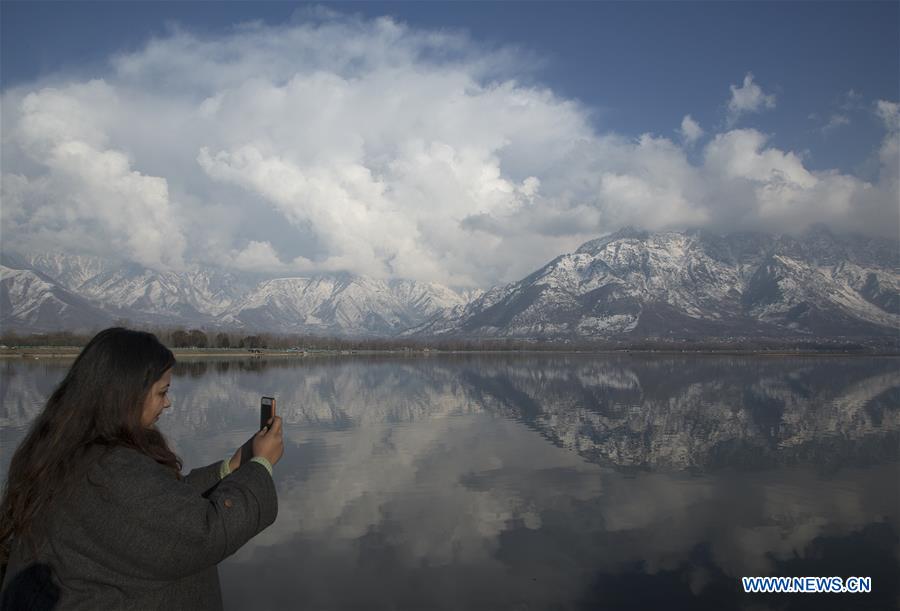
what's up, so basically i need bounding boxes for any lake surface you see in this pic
[2,354,898,610]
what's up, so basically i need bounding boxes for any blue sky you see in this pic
[4,1,897,172]
[1,1,898,286]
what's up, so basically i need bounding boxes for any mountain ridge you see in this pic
[2,226,897,339]
[0,252,473,336]
[410,226,898,340]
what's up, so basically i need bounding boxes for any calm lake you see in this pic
[1,354,898,610]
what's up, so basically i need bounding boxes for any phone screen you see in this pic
[260,396,276,431]
[241,396,277,466]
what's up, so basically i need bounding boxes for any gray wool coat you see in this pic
[0,444,278,610]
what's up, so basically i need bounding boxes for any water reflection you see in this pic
[1,355,898,610]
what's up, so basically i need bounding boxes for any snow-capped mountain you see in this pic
[0,253,472,335]
[2,226,897,338]
[76,265,253,321]
[413,226,899,339]
[0,264,115,331]
[221,274,473,335]
[7,253,257,328]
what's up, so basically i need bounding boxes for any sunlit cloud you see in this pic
[678,114,704,145]
[726,72,776,126]
[1,13,896,287]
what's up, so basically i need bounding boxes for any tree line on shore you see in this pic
[1,328,547,351]
[0,326,894,354]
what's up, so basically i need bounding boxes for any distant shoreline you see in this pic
[2,346,898,359]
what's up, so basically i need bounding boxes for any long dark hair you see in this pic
[0,328,181,564]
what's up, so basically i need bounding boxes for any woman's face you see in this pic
[141,368,173,428]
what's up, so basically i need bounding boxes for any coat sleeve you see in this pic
[70,448,277,581]
[182,461,226,496]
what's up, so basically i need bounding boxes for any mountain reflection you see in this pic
[171,355,899,474]
[3,355,898,473]
[2,355,898,610]
[458,356,900,472]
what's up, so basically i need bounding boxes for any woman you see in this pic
[0,328,283,610]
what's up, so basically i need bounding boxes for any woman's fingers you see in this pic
[259,415,282,435]
[251,415,284,466]
[269,416,283,433]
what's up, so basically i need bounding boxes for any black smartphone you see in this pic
[240,396,277,466]
[260,396,276,431]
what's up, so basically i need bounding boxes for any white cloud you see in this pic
[704,129,816,188]
[701,127,897,235]
[875,99,900,132]
[727,72,776,126]
[229,240,289,272]
[678,114,704,145]
[1,15,896,288]
[5,81,187,270]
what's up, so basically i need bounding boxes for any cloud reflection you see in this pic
[2,354,897,610]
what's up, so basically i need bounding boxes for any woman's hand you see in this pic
[252,416,284,466]
[228,416,285,471]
